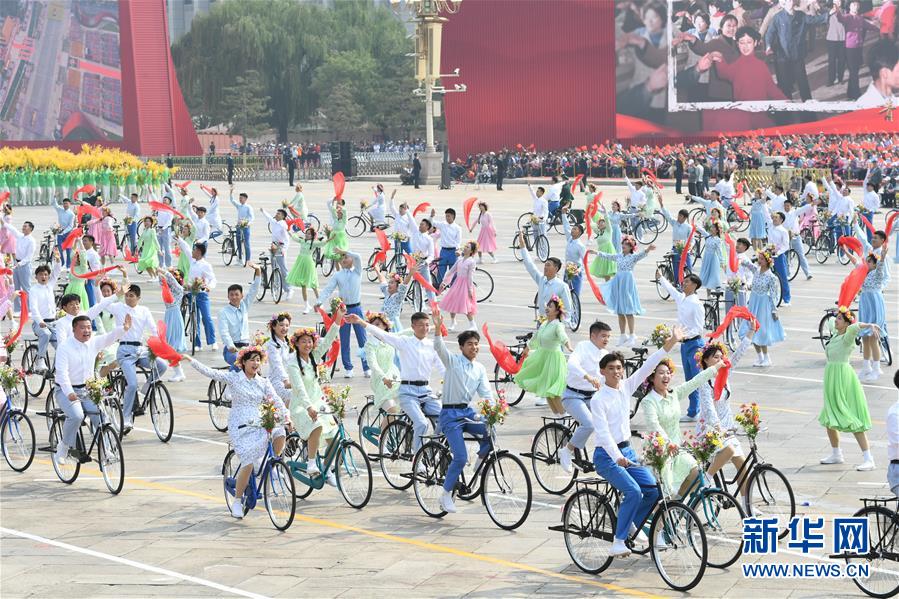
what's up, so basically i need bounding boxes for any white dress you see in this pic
[695,337,752,457]
[264,336,292,406]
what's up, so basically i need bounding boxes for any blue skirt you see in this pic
[740,291,784,346]
[600,270,644,315]
[164,305,188,353]
[749,214,767,239]
[699,248,723,289]
[858,290,887,337]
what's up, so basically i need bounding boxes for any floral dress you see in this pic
[189,359,288,465]
[364,336,400,410]
[379,282,409,332]
[696,337,752,456]
[596,250,649,315]
[818,323,871,433]
[739,264,784,346]
[287,325,340,440]
[514,318,569,398]
[137,226,160,270]
[264,336,293,407]
[857,259,888,338]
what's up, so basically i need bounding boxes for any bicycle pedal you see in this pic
[70,449,92,464]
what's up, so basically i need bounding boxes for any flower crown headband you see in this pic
[289,327,319,349]
[695,341,728,367]
[97,277,117,293]
[365,310,391,329]
[837,305,856,323]
[236,345,267,366]
[757,246,773,265]
[269,311,292,328]
[548,294,566,313]
[167,267,183,285]
[867,252,880,264]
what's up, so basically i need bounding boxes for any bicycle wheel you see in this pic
[745,464,795,540]
[21,345,46,399]
[535,235,550,262]
[530,422,576,495]
[800,229,814,256]
[562,489,616,574]
[284,433,314,499]
[772,274,783,308]
[656,265,672,301]
[472,267,494,303]
[517,212,535,230]
[689,207,706,224]
[481,452,531,530]
[814,235,831,264]
[357,399,377,448]
[847,505,899,598]
[255,271,267,301]
[222,449,248,516]
[305,214,321,231]
[98,425,125,495]
[552,212,577,235]
[365,250,381,283]
[406,280,423,312]
[149,383,174,442]
[704,303,718,332]
[320,257,335,277]
[271,269,283,304]
[695,489,745,569]
[568,291,581,332]
[99,396,124,440]
[221,238,235,266]
[635,219,659,245]
[880,336,892,367]
[336,441,373,509]
[264,459,296,530]
[492,363,525,407]
[838,244,851,265]
[786,249,800,281]
[511,234,523,262]
[379,419,414,490]
[208,380,229,432]
[346,216,367,238]
[412,441,449,518]
[650,500,708,592]
[818,311,836,350]
[1,410,35,471]
[50,418,80,484]
[43,389,58,431]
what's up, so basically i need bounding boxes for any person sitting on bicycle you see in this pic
[56,288,119,347]
[430,208,462,286]
[188,204,210,245]
[218,263,263,371]
[28,252,62,373]
[690,190,727,219]
[712,171,736,208]
[54,314,132,464]
[229,187,254,266]
[410,217,436,302]
[518,233,573,332]
[175,235,218,351]
[346,311,445,452]
[545,175,565,218]
[624,174,647,216]
[431,311,493,515]
[200,186,223,241]
[369,184,388,230]
[527,183,549,238]
[559,320,611,473]
[388,192,414,255]
[560,205,586,296]
[260,207,293,301]
[591,327,684,557]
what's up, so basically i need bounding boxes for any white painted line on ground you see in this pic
[729,370,895,391]
[0,527,272,599]
[132,427,228,446]
[32,475,223,482]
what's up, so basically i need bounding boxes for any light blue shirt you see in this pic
[126,200,141,220]
[691,195,725,216]
[319,251,363,304]
[217,276,261,348]
[434,334,492,406]
[229,195,255,224]
[522,247,572,325]
[855,222,891,286]
[562,214,586,265]
[53,200,75,233]
[661,208,692,243]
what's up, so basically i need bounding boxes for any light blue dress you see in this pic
[596,250,648,315]
[749,198,767,239]
[858,259,888,338]
[699,234,724,290]
[161,271,187,353]
[739,264,784,346]
[608,212,623,252]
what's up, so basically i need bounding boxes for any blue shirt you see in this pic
[434,334,492,406]
[217,276,261,347]
[522,247,573,325]
[126,201,141,220]
[229,195,255,224]
[562,213,586,266]
[661,208,692,243]
[320,251,363,304]
[53,200,75,233]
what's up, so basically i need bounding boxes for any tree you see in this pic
[323,83,364,140]
[219,70,272,138]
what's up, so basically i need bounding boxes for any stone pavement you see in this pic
[1,178,896,598]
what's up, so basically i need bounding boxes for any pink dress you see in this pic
[0,273,12,317]
[96,215,117,257]
[475,211,497,253]
[0,216,15,255]
[439,256,477,315]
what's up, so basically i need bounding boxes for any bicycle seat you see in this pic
[708,289,724,298]
[631,347,649,357]
[515,332,534,342]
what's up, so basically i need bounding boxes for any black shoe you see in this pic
[122,424,133,436]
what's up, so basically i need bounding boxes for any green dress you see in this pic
[177,232,195,280]
[323,203,349,260]
[590,223,618,278]
[64,252,89,309]
[818,323,871,433]
[287,325,340,440]
[364,336,399,410]
[287,236,324,288]
[137,227,160,270]
[642,365,719,495]
[514,319,569,398]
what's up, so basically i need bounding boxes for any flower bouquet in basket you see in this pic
[85,377,111,405]
[529,214,540,225]
[564,262,580,279]
[478,391,510,427]
[123,216,134,225]
[641,431,679,474]
[392,231,408,242]
[322,384,350,420]
[2,333,17,355]
[735,403,761,441]
[0,364,23,392]
[726,276,743,295]
[683,425,724,466]
[258,396,283,433]
[236,219,250,230]
[329,297,346,314]
[646,324,672,349]
[316,363,331,385]
[673,240,686,253]
[410,251,427,265]
[360,200,370,210]
[189,277,207,293]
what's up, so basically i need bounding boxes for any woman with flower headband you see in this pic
[514,296,573,414]
[159,267,187,382]
[470,202,497,263]
[136,215,160,277]
[738,247,784,367]
[323,199,349,265]
[850,245,890,382]
[264,312,293,407]
[286,305,345,481]
[595,237,656,347]
[641,355,725,498]
[182,346,290,519]
[748,188,768,250]
[363,311,401,417]
[696,220,725,291]
[439,240,479,332]
[376,269,413,332]
[819,306,881,471]
[601,200,623,252]
[176,220,195,282]
[589,210,618,281]
[94,277,122,374]
[286,226,325,314]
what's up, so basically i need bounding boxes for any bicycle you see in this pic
[356,394,402,454]
[511,224,549,262]
[198,366,231,432]
[490,332,532,407]
[522,414,596,495]
[346,207,394,238]
[222,429,297,530]
[703,289,740,351]
[830,496,899,598]
[378,410,439,490]
[20,335,55,403]
[284,410,373,509]
[679,469,746,568]
[313,241,336,277]
[180,292,203,356]
[814,306,893,366]
[619,209,660,245]
[552,473,708,591]
[1,387,35,471]
[109,359,174,442]
[517,209,579,236]
[254,253,284,304]
[428,258,495,303]
[219,223,240,266]
[37,231,53,265]
[814,222,852,266]
[41,395,125,494]
[560,278,583,332]
[412,421,532,530]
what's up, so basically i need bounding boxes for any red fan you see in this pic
[123,245,138,263]
[0,267,11,276]
[724,233,738,273]
[147,321,182,366]
[570,174,584,192]
[73,184,95,198]
[730,202,749,221]
[175,181,192,190]
[706,306,758,340]
[413,202,431,217]
[482,324,525,375]
[286,217,306,232]
[838,264,868,308]
[200,184,214,195]
[859,213,876,237]
[462,196,478,229]
[160,277,175,304]
[0,191,10,205]
[76,204,102,223]
[712,357,732,401]
[837,236,863,259]
[5,291,28,348]
[885,211,899,243]
[333,172,345,200]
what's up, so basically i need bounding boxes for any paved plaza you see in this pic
[1,178,896,598]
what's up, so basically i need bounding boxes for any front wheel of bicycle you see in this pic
[221,238,235,266]
[208,381,230,432]
[264,459,296,531]
[562,488,616,575]
[530,422,576,495]
[535,235,550,262]
[511,234,523,262]
[98,425,125,495]
[255,271,267,302]
[818,311,836,350]
[99,396,124,440]
[745,464,795,540]
[847,505,899,598]
[21,345,47,399]
[379,419,414,490]
[336,441,373,509]
[493,363,525,407]
[149,383,174,443]
[271,268,284,304]
[635,219,659,245]
[650,500,708,592]
[412,441,449,518]
[880,336,893,367]
[568,291,581,332]
[786,249,800,281]
[814,236,832,264]
[481,452,532,530]
[222,449,248,517]
[49,419,79,484]
[1,410,35,472]
[696,489,745,569]
[655,265,673,301]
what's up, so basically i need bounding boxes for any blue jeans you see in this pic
[567,273,583,297]
[273,252,290,291]
[158,227,172,268]
[32,320,54,360]
[238,226,251,264]
[55,387,100,449]
[56,233,72,267]
[223,346,241,372]
[860,211,874,243]
[681,336,704,417]
[127,222,138,254]
[339,304,368,372]
[561,391,594,449]
[85,280,95,307]
[398,384,441,451]
[192,291,216,347]
[548,200,560,218]
[13,263,30,311]
[437,247,457,286]
[439,406,490,492]
[115,345,167,424]
[773,252,791,304]
[395,239,411,256]
[593,445,659,540]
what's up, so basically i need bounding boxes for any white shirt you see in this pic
[104,302,158,343]
[565,340,608,392]
[625,176,646,208]
[54,327,125,397]
[735,250,754,286]
[530,186,548,220]
[545,181,565,204]
[825,178,855,218]
[29,261,62,321]
[768,223,789,256]
[862,189,881,213]
[5,224,35,264]
[366,327,446,381]
[85,247,101,273]
[782,204,816,235]
[262,209,289,248]
[591,349,669,462]
[857,83,894,109]
[714,177,735,200]
[434,219,462,249]
[190,211,211,243]
[765,190,786,213]
[156,209,173,229]
[803,180,819,200]
[390,199,415,238]
[659,278,704,338]
[55,296,117,352]
[176,238,217,290]
[888,401,899,461]
[410,228,434,261]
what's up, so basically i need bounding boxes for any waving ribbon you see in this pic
[584,192,602,238]
[315,306,342,368]
[730,202,749,221]
[837,235,864,259]
[200,184,214,196]
[462,196,478,229]
[678,224,696,284]
[570,174,584,192]
[706,306,759,340]
[641,168,663,189]
[583,251,605,305]
[333,172,345,200]
[6,291,28,348]
[149,201,186,220]
[735,181,744,199]
[429,300,449,337]
[712,358,732,402]
[160,277,175,305]
[175,181,192,190]
[0,267,11,276]
[403,252,439,295]
[73,184,95,198]
[61,228,83,250]
[885,211,899,243]
[147,320,183,366]
[413,202,431,217]
[859,213,876,237]
[286,217,306,232]
[481,323,525,375]
[0,191,10,205]
[70,264,119,280]
[838,263,868,308]
[123,245,138,263]
[76,203,102,223]
[724,233,738,273]
[373,228,390,266]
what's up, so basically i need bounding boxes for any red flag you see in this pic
[724,233,738,273]
[76,204,102,223]
[6,291,28,348]
[61,228,83,250]
[333,172,345,200]
[73,184,95,198]
[678,225,696,283]
[583,252,605,305]
[706,306,758,340]
[149,201,185,220]
[838,264,868,308]
[481,324,525,375]
[404,252,439,295]
[429,300,449,337]
[859,213,876,237]
[838,235,864,259]
[123,245,138,263]
[730,202,749,221]
[0,191,10,205]
[70,264,119,279]
[462,196,478,229]
[174,180,192,190]
[413,202,431,217]
[160,277,175,305]
[147,320,183,366]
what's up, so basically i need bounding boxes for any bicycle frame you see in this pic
[288,418,356,490]
[230,436,279,509]
[714,438,761,495]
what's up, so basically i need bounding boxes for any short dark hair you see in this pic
[868,39,899,84]
[536,186,546,194]
[735,25,760,43]
[775,211,786,221]
[420,218,432,229]
[239,193,248,199]
[35,264,50,276]
[276,209,287,219]
[736,237,751,249]
[720,13,738,29]
[546,257,562,270]
[445,208,456,217]
[126,284,141,297]
[23,220,33,230]
[196,206,207,213]
[130,193,138,198]
[678,209,689,219]
[589,320,612,336]
[61,293,81,308]
[194,241,207,256]
[83,234,95,244]
[684,273,702,289]
[72,315,91,328]
[600,352,625,369]
[410,311,429,324]
[874,230,887,242]
[227,284,243,294]
[457,330,480,346]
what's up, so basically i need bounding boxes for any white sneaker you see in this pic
[858,362,873,378]
[439,490,458,514]
[679,414,697,423]
[208,343,219,352]
[54,442,69,463]
[871,367,884,379]
[325,470,338,487]
[448,321,457,332]
[617,335,628,347]
[286,289,294,300]
[628,334,639,346]
[559,447,573,473]
[343,370,353,379]
[467,321,477,331]
[477,257,483,264]
[362,370,371,379]
[751,355,764,368]
[534,397,548,407]
[230,499,245,519]
[782,301,791,307]
[610,538,631,557]
[303,304,311,314]
[820,452,844,465]
[860,371,878,383]
[306,463,321,478]
[761,356,771,367]
[856,459,876,472]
